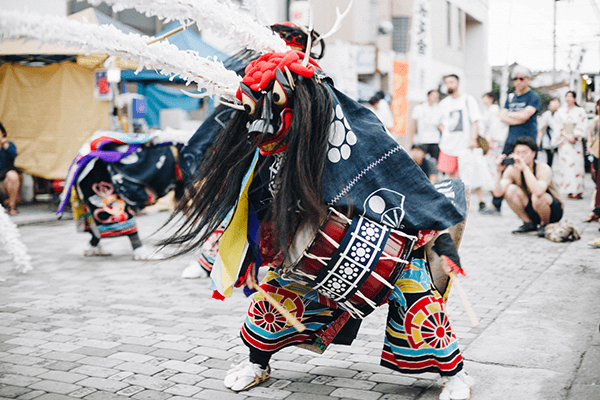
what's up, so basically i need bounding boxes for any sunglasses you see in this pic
[513,77,527,81]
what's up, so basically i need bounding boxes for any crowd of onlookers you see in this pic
[407,66,600,248]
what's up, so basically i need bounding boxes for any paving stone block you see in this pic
[0,373,41,387]
[329,387,383,400]
[81,390,131,400]
[43,360,80,374]
[158,360,207,375]
[324,377,377,390]
[131,389,174,400]
[148,349,193,361]
[6,338,49,347]
[7,346,40,355]
[16,389,46,399]
[70,347,117,358]
[165,383,202,397]
[190,347,231,360]
[109,352,155,364]
[192,388,248,400]
[122,374,175,391]
[114,362,164,376]
[268,370,314,383]
[76,377,130,392]
[371,383,422,397]
[368,373,417,386]
[284,394,339,400]
[152,341,196,352]
[306,358,353,368]
[243,386,290,399]
[167,373,205,385]
[0,384,32,398]
[196,378,227,390]
[68,387,97,398]
[108,371,135,381]
[283,381,336,395]
[24,393,75,400]
[186,355,209,364]
[0,363,48,377]
[270,361,314,373]
[40,352,86,362]
[113,344,156,355]
[78,356,124,368]
[35,371,87,384]
[308,366,358,378]
[198,359,232,370]
[27,380,81,395]
[116,385,146,396]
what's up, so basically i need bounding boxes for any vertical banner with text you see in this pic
[392,60,409,136]
[407,0,432,102]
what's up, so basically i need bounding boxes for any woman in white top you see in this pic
[481,92,508,157]
[553,91,588,199]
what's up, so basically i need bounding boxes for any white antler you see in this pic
[301,1,314,68]
[0,10,242,101]
[314,0,354,43]
[79,0,288,53]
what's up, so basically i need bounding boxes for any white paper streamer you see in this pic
[79,0,288,54]
[0,10,242,100]
[0,204,33,274]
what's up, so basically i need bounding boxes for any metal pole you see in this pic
[553,0,557,84]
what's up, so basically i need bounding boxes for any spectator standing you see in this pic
[537,97,561,167]
[490,65,541,214]
[553,91,587,199]
[0,122,20,215]
[437,74,490,211]
[367,91,394,132]
[583,99,600,223]
[492,136,563,236]
[481,92,508,156]
[410,90,442,160]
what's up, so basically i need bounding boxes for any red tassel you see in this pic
[212,290,226,301]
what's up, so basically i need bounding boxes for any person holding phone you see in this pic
[492,136,563,235]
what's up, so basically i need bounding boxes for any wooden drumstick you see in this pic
[250,281,306,332]
[146,25,187,45]
[449,272,479,328]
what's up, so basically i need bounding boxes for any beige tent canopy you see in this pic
[0,8,141,180]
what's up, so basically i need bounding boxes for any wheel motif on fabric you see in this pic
[405,296,454,349]
[249,285,305,333]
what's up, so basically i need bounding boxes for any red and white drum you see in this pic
[281,208,417,319]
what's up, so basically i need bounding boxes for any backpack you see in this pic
[544,221,580,242]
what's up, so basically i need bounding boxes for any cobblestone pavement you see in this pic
[1,186,600,400]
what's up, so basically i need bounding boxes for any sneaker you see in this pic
[181,259,209,279]
[512,221,538,235]
[224,360,270,392]
[480,205,501,216]
[439,371,474,400]
[132,245,155,261]
[588,238,600,249]
[83,243,110,257]
[478,202,486,212]
[537,225,546,238]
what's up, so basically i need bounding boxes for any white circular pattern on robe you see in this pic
[368,195,386,214]
[344,117,351,130]
[341,144,351,160]
[346,131,357,145]
[327,106,357,164]
[328,148,341,163]
[329,121,345,146]
[336,104,344,119]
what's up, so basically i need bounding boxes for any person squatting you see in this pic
[165,50,475,400]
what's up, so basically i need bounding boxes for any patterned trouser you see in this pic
[241,257,463,376]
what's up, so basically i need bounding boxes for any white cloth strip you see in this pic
[79,0,287,53]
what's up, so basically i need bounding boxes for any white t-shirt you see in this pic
[538,110,557,150]
[411,102,442,144]
[481,104,508,144]
[438,93,482,156]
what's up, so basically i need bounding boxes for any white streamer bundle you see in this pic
[0,10,242,100]
[0,204,33,275]
[80,0,288,54]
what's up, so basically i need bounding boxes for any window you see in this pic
[392,16,410,53]
[446,1,452,46]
